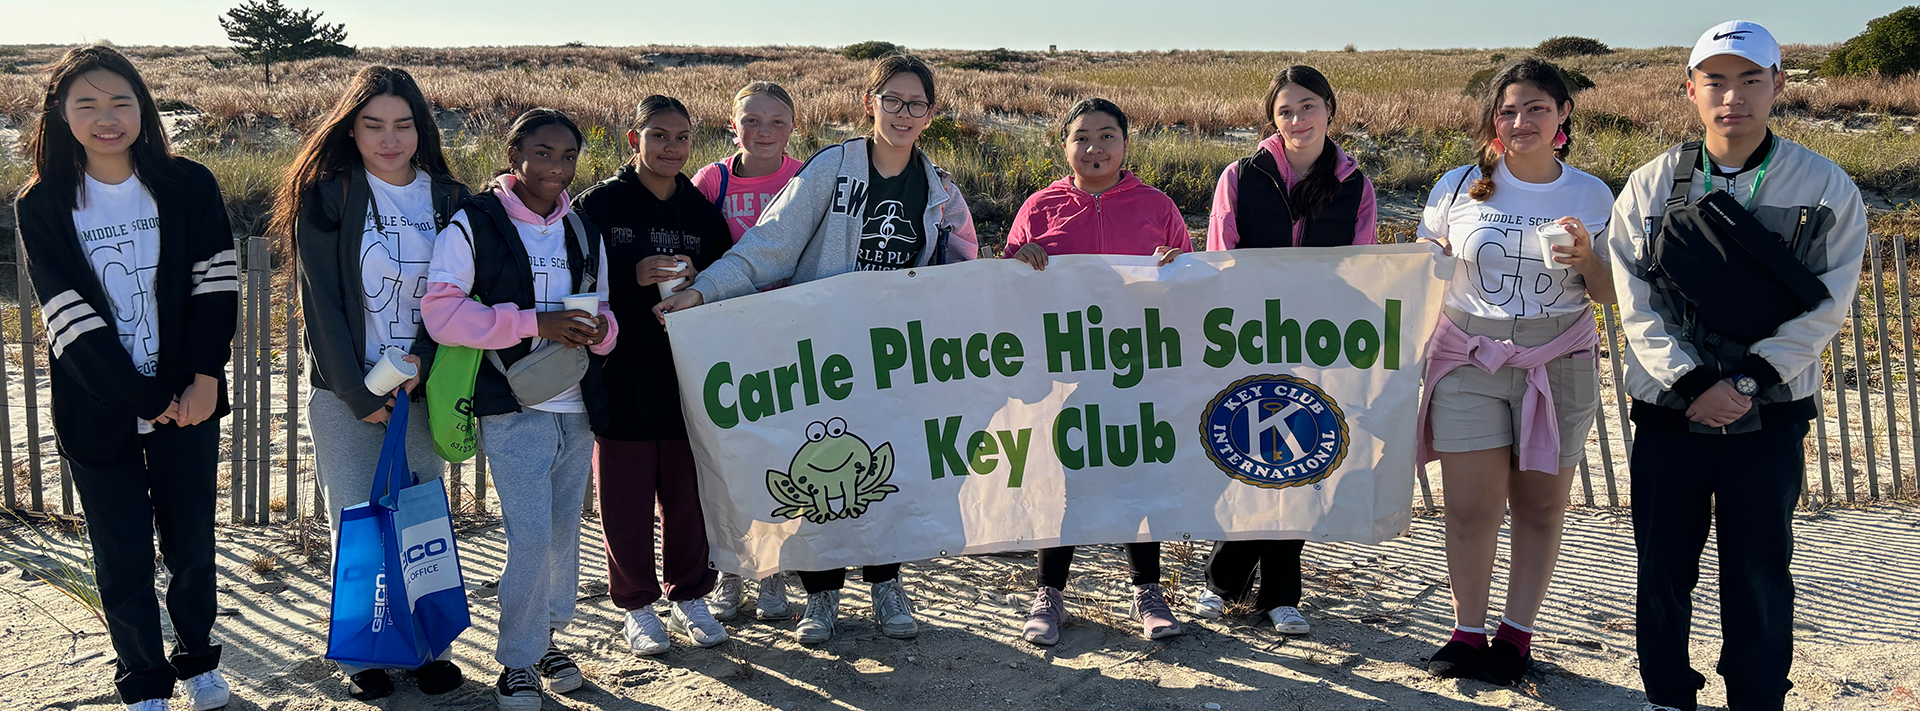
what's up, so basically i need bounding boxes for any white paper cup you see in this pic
[562,293,599,327]
[364,346,417,396]
[657,261,688,299]
[1537,223,1575,270]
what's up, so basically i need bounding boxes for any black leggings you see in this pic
[797,564,901,593]
[1037,543,1161,590]
[1204,539,1305,611]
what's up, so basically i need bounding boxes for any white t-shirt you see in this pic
[73,174,161,432]
[427,207,609,413]
[360,170,438,370]
[1419,160,1616,319]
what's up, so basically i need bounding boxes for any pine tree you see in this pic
[218,0,354,84]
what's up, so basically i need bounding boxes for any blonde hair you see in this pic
[733,81,797,123]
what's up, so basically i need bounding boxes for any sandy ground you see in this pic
[2,500,1917,711]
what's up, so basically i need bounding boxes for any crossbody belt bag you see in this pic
[487,212,599,407]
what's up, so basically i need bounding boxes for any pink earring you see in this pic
[1491,138,1505,155]
[1553,129,1569,149]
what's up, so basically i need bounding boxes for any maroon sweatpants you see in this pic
[595,438,717,608]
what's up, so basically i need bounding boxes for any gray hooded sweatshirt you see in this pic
[689,137,979,302]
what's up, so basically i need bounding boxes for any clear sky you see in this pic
[0,0,1897,50]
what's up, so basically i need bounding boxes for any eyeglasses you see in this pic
[874,94,932,119]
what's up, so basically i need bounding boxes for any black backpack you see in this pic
[1646,142,1829,345]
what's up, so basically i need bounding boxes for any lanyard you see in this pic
[1700,142,1774,211]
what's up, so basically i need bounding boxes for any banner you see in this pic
[668,245,1449,577]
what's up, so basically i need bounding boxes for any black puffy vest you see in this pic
[1232,146,1367,248]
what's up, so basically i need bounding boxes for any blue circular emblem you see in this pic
[1201,374,1350,489]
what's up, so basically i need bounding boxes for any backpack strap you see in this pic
[712,160,731,208]
[564,211,598,294]
[1668,141,1704,209]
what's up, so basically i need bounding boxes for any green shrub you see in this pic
[842,41,903,61]
[1465,62,1592,97]
[1535,36,1611,58]
[1489,52,1507,64]
[1823,6,1920,77]
[922,115,963,142]
[944,58,1005,72]
[1561,67,1595,92]
[975,47,1032,64]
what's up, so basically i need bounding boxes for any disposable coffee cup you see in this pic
[1537,223,1575,270]
[656,261,688,299]
[364,346,417,396]
[562,293,599,327]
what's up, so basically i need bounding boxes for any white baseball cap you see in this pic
[1688,20,1781,71]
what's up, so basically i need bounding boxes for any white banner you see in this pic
[668,245,1449,577]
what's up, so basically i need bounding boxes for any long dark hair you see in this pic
[1468,57,1576,201]
[22,45,175,209]
[498,108,583,178]
[269,65,452,243]
[1261,65,1342,222]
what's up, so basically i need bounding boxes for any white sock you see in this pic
[1455,624,1487,635]
[1499,616,1533,634]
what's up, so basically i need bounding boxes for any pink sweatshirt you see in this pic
[422,175,618,355]
[1207,134,1378,250]
[1002,171,1190,258]
[1415,308,1598,474]
[692,155,805,243]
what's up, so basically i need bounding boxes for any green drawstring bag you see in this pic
[427,342,484,463]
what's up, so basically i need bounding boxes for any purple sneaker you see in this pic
[1130,584,1184,640]
[1023,586,1065,646]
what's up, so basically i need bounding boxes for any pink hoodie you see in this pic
[422,175,619,355]
[1002,171,1190,258]
[1207,134,1378,250]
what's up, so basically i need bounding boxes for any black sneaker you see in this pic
[347,669,393,701]
[535,641,583,694]
[1473,638,1532,686]
[411,660,464,695]
[494,667,541,711]
[1427,640,1482,679]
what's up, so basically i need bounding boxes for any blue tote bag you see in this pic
[326,396,471,669]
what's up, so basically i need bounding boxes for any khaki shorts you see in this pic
[1428,307,1600,470]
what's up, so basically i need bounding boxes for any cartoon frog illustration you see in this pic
[766,417,897,524]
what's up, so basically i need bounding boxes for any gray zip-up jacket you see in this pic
[1605,134,1868,409]
[689,137,979,302]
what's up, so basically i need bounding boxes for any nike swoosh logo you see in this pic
[1714,31,1750,40]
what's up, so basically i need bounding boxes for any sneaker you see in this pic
[668,598,730,647]
[1641,704,1684,711]
[710,573,744,621]
[1129,584,1184,640]
[795,590,840,644]
[1268,606,1311,635]
[535,637,584,694]
[493,667,541,711]
[184,670,230,711]
[756,573,793,620]
[125,701,169,711]
[1192,589,1226,619]
[410,660,464,695]
[1473,637,1531,687]
[870,579,920,639]
[624,606,671,656]
[1023,586,1066,646]
[347,668,394,701]
[1427,640,1482,679]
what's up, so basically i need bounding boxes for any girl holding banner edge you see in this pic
[1004,97,1190,646]
[654,53,978,645]
[1195,65,1377,636]
[272,65,470,701]
[1413,57,1614,687]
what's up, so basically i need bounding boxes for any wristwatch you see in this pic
[1729,374,1759,397]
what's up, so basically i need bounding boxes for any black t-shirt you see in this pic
[855,147,928,271]
[574,166,732,441]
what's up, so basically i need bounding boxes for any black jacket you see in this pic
[452,189,610,432]
[1232,146,1368,248]
[295,165,470,419]
[575,167,733,441]
[15,157,237,465]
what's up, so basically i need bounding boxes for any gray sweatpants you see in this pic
[309,387,450,675]
[479,408,595,670]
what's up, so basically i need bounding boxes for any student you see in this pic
[1194,65,1378,636]
[1412,57,1615,686]
[422,108,617,711]
[1607,22,1866,711]
[692,81,804,621]
[654,53,978,645]
[271,65,470,701]
[15,45,236,711]
[1004,98,1187,645]
[575,95,732,655]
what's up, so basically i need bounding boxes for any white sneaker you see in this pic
[1192,589,1226,619]
[710,573,744,621]
[184,670,229,711]
[870,579,919,639]
[668,598,730,647]
[1268,605,1310,634]
[125,700,169,711]
[794,590,839,644]
[624,606,671,656]
[756,573,793,620]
